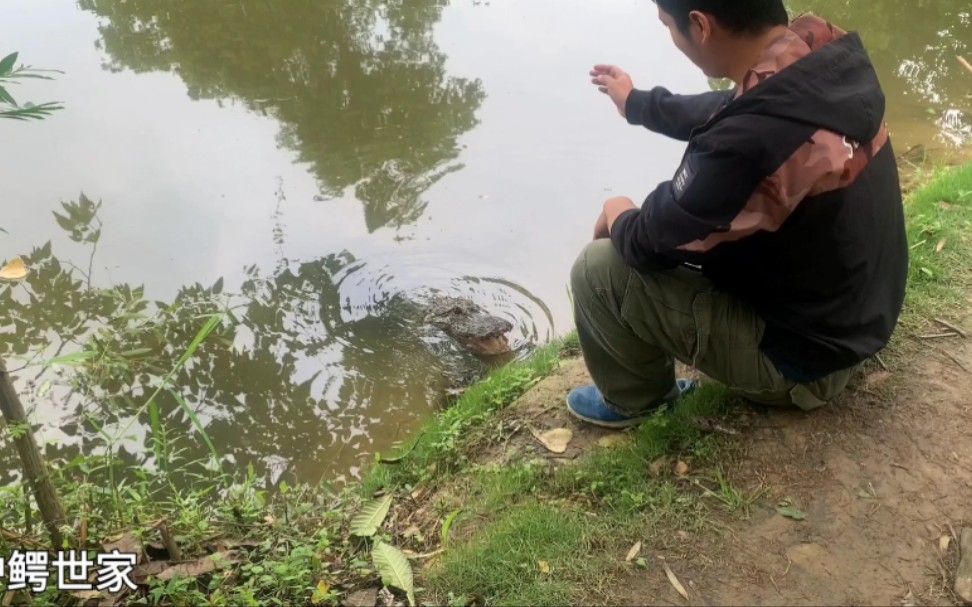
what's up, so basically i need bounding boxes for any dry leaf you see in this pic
[674,461,690,476]
[402,526,421,539]
[133,560,167,585]
[597,434,629,448]
[625,541,642,562]
[661,559,689,600]
[0,258,28,282]
[936,238,948,253]
[344,588,380,607]
[649,456,670,477]
[102,532,141,560]
[940,535,951,552]
[531,428,573,454]
[538,560,551,575]
[72,590,103,600]
[156,551,242,581]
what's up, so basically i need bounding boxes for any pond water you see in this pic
[0,0,968,486]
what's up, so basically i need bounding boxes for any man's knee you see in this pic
[570,240,628,303]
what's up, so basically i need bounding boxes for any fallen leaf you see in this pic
[936,238,948,253]
[939,535,951,552]
[625,541,642,562]
[102,532,141,561]
[402,526,421,539]
[661,559,689,600]
[72,590,103,600]
[635,557,648,569]
[132,561,167,585]
[674,461,690,476]
[538,560,551,575]
[531,428,573,454]
[311,580,331,605]
[372,541,415,606]
[0,258,28,282]
[156,551,242,581]
[263,514,277,526]
[344,587,380,607]
[648,456,670,477]
[901,589,917,607]
[777,505,807,521]
[410,485,426,501]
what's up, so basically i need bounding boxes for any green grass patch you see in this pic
[426,501,611,606]
[901,162,972,323]
[424,385,736,605]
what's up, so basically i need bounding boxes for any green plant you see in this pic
[0,52,63,120]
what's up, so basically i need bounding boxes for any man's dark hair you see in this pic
[654,0,789,35]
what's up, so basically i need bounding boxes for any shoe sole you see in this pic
[565,395,649,429]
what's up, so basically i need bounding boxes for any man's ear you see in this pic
[687,10,712,44]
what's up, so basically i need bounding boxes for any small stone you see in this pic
[674,461,690,476]
[955,528,972,604]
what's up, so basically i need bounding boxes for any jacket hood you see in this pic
[726,15,886,144]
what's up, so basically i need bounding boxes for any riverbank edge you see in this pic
[1,160,969,606]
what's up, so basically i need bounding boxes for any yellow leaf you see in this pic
[538,560,551,575]
[531,428,573,454]
[936,238,948,253]
[311,580,330,605]
[0,258,28,282]
[625,541,642,562]
[597,434,630,448]
[661,559,689,600]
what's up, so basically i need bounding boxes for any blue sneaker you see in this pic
[566,380,697,429]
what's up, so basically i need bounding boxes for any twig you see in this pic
[941,349,970,373]
[157,520,182,561]
[919,332,961,340]
[959,56,972,77]
[1,529,48,551]
[402,548,446,560]
[947,521,959,545]
[770,575,781,596]
[933,318,967,339]
[874,353,890,371]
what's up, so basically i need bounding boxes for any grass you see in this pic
[401,384,736,605]
[428,502,600,607]
[900,162,972,323]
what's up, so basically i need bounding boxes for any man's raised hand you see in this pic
[590,65,635,119]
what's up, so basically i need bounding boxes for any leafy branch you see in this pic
[0,52,64,121]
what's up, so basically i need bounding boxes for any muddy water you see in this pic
[0,0,968,485]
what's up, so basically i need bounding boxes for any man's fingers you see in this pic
[598,86,609,94]
[594,64,624,78]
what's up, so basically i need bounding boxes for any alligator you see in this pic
[424,295,514,357]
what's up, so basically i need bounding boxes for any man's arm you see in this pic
[625,88,735,141]
[591,64,734,140]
